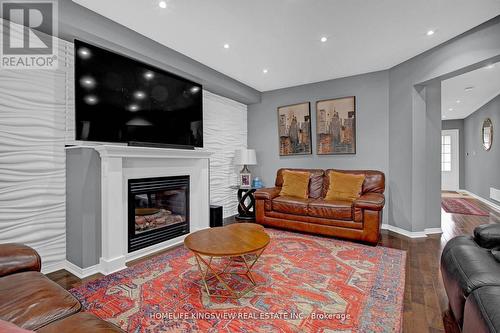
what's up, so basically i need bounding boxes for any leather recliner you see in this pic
[0,243,124,332]
[255,168,385,245]
[441,224,500,332]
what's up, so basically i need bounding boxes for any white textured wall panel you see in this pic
[0,39,72,271]
[203,91,247,217]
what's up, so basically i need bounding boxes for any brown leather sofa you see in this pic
[0,243,124,332]
[255,168,385,245]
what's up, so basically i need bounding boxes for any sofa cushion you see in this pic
[0,272,81,330]
[37,312,125,333]
[441,236,500,326]
[325,171,365,201]
[323,169,385,196]
[272,196,310,216]
[279,170,311,199]
[474,224,500,249]
[275,168,325,199]
[308,199,353,220]
[0,320,34,332]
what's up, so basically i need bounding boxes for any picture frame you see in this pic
[240,173,251,188]
[316,96,356,155]
[277,102,312,156]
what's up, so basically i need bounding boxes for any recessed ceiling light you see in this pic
[426,30,435,36]
[320,36,328,43]
[464,86,474,91]
[485,64,495,69]
[456,100,461,104]
[133,91,146,100]
[158,1,167,9]
[144,71,155,80]
[84,95,98,105]
[223,43,230,49]
[190,86,201,94]
[448,108,454,111]
[262,69,268,74]
[129,104,139,112]
[80,76,96,89]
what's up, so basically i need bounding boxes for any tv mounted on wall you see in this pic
[74,40,203,148]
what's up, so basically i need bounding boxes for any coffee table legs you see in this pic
[192,248,266,299]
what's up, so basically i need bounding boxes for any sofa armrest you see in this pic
[474,224,500,249]
[354,193,385,211]
[255,187,281,200]
[0,243,41,277]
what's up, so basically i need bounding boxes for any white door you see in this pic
[441,129,460,191]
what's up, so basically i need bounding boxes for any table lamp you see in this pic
[234,148,257,188]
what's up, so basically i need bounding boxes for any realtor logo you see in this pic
[0,0,58,69]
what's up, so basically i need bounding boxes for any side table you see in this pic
[235,187,257,221]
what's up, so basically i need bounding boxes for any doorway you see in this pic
[441,129,460,191]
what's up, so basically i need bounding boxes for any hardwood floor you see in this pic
[47,192,500,333]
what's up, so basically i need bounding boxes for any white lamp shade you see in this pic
[234,148,257,165]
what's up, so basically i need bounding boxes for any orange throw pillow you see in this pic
[279,170,311,199]
[325,171,365,201]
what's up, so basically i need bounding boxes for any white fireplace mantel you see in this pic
[70,144,212,275]
[93,144,213,159]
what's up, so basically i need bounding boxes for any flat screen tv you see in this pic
[74,40,203,148]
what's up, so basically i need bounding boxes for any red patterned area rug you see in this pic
[71,229,406,332]
[441,198,489,216]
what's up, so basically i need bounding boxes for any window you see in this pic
[441,135,451,172]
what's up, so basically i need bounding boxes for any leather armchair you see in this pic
[0,243,124,332]
[0,243,41,278]
[255,168,385,245]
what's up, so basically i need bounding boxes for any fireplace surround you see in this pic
[66,145,211,276]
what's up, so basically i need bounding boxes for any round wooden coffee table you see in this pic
[184,223,270,299]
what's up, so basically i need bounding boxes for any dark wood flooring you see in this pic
[47,192,500,333]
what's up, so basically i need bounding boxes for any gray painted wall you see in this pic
[7,0,260,105]
[442,119,465,188]
[248,16,500,233]
[66,148,101,268]
[388,16,500,232]
[464,94,500,203]
[248,70,389,223]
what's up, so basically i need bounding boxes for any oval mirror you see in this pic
[482,118,493,151]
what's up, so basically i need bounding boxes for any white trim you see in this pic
[381,224,442,238]
[441,129,460,191]
[424,227,443,235]
[125,234,193,262]
[459,190,500,213]
[64,260,101,279]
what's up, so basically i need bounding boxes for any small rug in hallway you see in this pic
[441,198,489,216]
[70,229,406,332]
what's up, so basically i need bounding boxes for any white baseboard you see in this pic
[64,260,101,279]
[459,189,500,213]
[424,227,443,235]
[41,261,66,274]
[381,224,442,238]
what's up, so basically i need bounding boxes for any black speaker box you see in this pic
[209,205,223,228]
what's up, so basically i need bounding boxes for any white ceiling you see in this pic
[73,0,500,92]
[442,62,500,120]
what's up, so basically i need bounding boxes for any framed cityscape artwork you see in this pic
[277,102,312,156]
[316,96,356,155]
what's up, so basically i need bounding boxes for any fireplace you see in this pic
[128,176,190,252]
